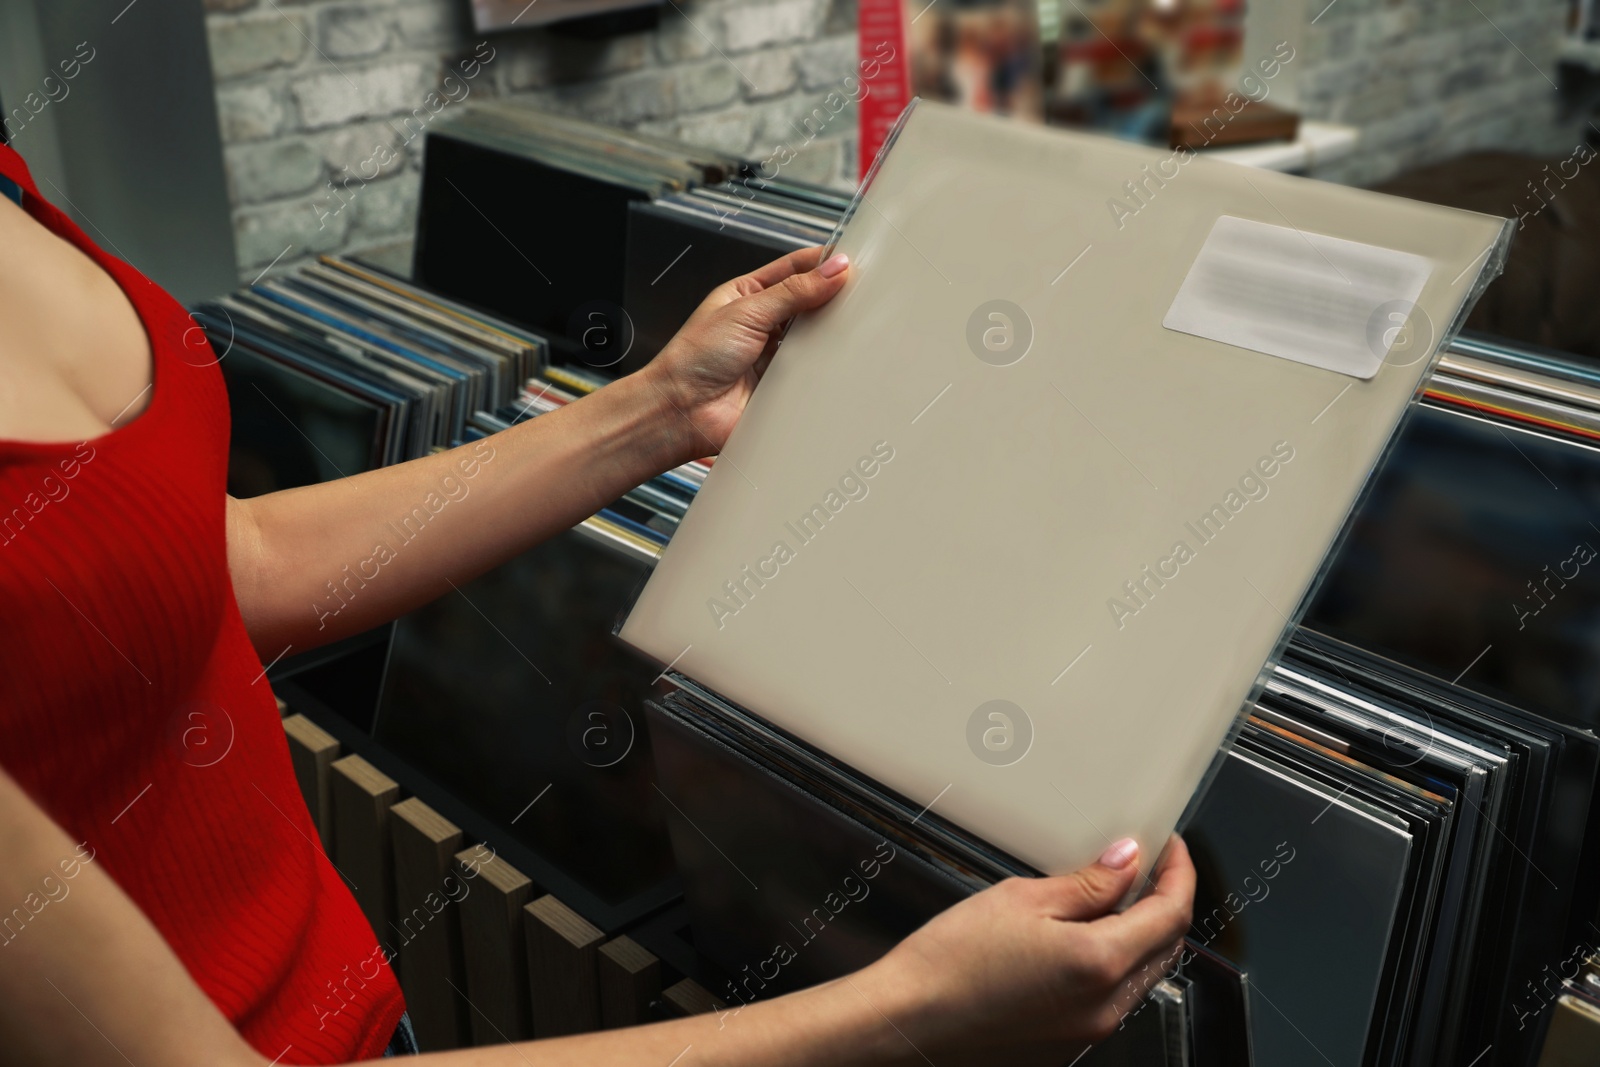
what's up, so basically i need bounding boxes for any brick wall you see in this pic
[1294,0,1582,187]
[204,0,1585,280]
[203,0,859,281]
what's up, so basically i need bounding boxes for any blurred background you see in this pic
[3,0,1596,313]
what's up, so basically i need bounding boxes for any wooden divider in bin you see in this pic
[391,797,469,1051]
[663,977,726,1017]
[455,844,536,1044]
[282,714,339,852]
[524,894,605,1036]
[598,935,661,1028]
[330,754,400,940]
[278,716,679,1051]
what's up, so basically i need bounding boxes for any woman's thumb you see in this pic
[1042,838,1142,921]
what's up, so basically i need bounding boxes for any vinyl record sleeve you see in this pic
[257,280,474,439]
[212,335,387,492]
[220,292,437,457]
[318,255,549,383]
[1184,746,1414,1067]
[1229,720,1448,1067]
[1286,629,1600,1066]
[281,275,500,416]
[618,100,1513,878]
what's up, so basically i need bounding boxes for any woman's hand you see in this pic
[637,246,850,461]
[848,835,1196,1067]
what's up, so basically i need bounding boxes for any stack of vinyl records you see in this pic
[198,249,694,922]
[200,242,701,566]
[1193,631,1600,1067]
[1292,332,1600,1065]
[462,364,706,562]
[439,100,744,188]
[196,255,543,496]
[413,101,850,376]
[646,179,846,248]
[646,629,1600,1067]
[1426,335,1600,445]
[415,101,744,359]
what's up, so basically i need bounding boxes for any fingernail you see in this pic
[1099,838,1139,870]
[818,252,849,278]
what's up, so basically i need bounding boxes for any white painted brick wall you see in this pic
[205,0,1587,280]
[1293,0,1582,187]
[204,0,860,280]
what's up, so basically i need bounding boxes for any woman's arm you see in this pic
[228,248,849,655]
[0,763,1194,1067]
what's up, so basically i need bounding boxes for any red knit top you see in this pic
[0,146,404,1062]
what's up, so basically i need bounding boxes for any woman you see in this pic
[0,138,1193,1065]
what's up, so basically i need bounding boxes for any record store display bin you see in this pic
[636,333,1600,1067]
[216,103,1600,1067]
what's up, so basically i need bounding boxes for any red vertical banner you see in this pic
[856,0,910,182]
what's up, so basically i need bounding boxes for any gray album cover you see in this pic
[621,100,1513,877]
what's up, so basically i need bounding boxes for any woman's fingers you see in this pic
[684,246,844,326]
[1045,837,1193,1031]
[696,246,828,312]
[855,832,1199,1061]
[1095,836,1196,959]
[744,245,827,289]
[731,253,850,335]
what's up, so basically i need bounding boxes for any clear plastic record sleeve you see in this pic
[618,99,1515,881]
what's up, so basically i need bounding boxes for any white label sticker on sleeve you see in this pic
[1162,215,1434,380]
